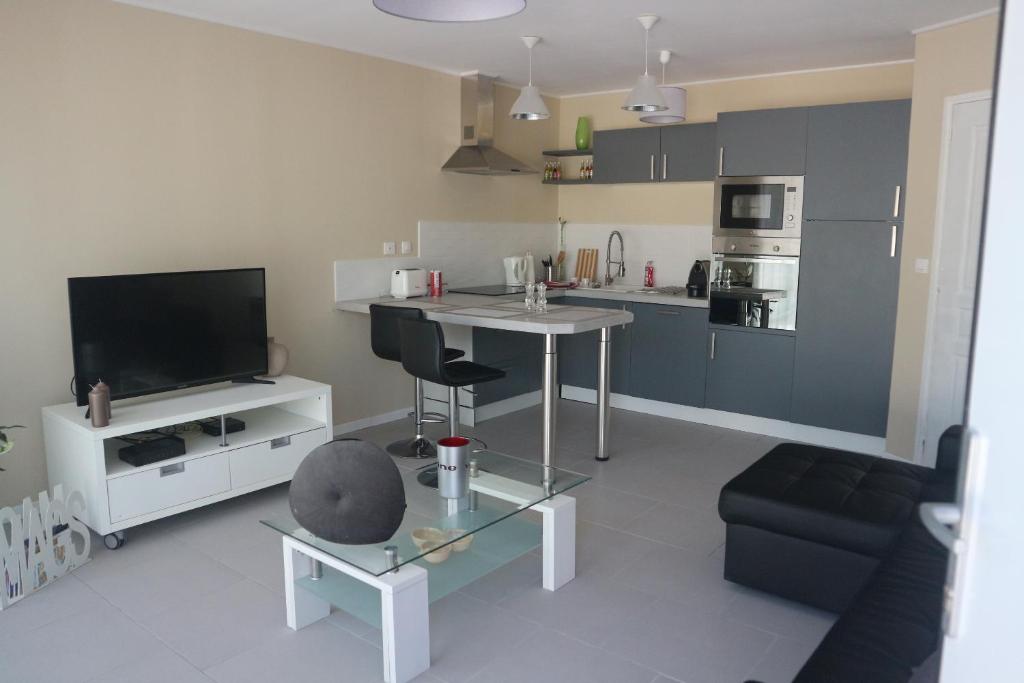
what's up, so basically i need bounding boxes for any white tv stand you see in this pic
[43,375,332,548]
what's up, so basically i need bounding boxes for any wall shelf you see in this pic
[542,179,592,185]
[542,149,593,157]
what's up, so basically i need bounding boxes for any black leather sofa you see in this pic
[719,427,961,682]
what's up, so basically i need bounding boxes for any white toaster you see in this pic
[390,268,427,299]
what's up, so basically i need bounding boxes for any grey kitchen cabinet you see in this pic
[629,304,708,407]
[716,107,808,176]
[804,100,912,221]
[593,127,662,183]
[472,328,542,406]
[558,298,632,392]
[706,327,795,420]
[659,122,718,181]
[790,221,901,436]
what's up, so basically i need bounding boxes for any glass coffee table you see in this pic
[262,449,590,683]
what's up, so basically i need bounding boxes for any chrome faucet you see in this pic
[605,230,625,286]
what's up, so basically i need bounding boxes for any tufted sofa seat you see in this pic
[718,432,959,613]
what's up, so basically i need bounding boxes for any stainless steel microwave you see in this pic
[713,175,804,238]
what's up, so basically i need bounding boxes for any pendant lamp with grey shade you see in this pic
[622,15,667,112]
[640,51,687,124]
[510,36,550,120]
[373,0,525,22]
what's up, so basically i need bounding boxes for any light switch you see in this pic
[914,258,929,274]
[383,241,396,256]
[400,241,413,255]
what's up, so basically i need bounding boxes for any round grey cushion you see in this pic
[288,439,407,544]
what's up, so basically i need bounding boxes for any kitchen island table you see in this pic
[336,293,634,473]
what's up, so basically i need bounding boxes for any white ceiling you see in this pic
[115,0,998,96]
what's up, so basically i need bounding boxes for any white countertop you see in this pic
[567,285,709,308]
[335,292,634,334]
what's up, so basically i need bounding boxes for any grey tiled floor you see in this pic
[0,401,835,683]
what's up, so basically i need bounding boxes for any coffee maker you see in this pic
[687,260,710,298]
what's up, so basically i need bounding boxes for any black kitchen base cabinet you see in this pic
[628,304,708,407]
[557,298,632,393]
[790,221,902,436]
[706,328,795,421]
[472,328,542,406]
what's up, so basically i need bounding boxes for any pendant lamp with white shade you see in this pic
[640,50,687,124]
[622,15,667,112]
[510,36,550,120]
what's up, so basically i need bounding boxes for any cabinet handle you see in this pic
[655,309,681,316]
[621,304,628,330]
[890,224,898,258]
[718,147,724,176]
[160,462,185,477]
[893,185,902,218]
[662,154,667,180]
[650,154,655,180]
[710,331,717,360]
[271,435,292,449]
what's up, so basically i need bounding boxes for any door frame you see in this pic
[914,89,993,465]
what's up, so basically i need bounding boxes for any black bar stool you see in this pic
[369,304,464,458]
[397,317,506,439]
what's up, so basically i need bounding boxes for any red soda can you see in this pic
[428,270,443,297]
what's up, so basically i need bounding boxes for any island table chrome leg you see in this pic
[597,326,611,461]
[542,333,558,485]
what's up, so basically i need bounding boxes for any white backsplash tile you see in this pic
[563,223,712,287]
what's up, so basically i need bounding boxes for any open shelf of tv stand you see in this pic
[43,375,333,538]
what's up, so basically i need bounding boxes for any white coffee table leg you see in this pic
[535,494,576,591]
[283,537,330,629]
[379,566,430,683]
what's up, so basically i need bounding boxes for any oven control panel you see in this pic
[712,236,801,257]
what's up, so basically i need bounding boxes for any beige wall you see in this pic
[887,15,999,459]
[0,0,559,505]
[556,63,914,224]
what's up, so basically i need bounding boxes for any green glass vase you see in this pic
[574,117,591,151]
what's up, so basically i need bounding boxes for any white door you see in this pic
[918,95,991,465]
[932,2,1024,679]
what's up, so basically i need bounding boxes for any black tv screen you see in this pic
[69,268,268,406]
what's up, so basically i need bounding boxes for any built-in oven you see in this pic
[714,175,804,239]
[710,236,800,331]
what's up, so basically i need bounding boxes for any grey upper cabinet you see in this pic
[659,123,717,182]
[706,328,795,420]
[558,298,632,392]
[629,304,708,407]
[804,100,912,221]
[593,128,662,183]
[716,107,808,176]
[790,221,901,436]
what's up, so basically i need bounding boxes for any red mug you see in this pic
[428,270,443,297]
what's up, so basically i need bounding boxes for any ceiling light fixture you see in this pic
[640,51,687,124]
[510,36,550,120]
[372,0,526,23]
[622,15,667,112]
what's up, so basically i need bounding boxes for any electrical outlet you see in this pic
[915,258,930,274]
[400,240,413,255]
[383,241,396,256]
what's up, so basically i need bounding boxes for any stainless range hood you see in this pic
[442,74,537,176]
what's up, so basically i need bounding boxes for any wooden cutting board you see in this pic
[575,248,599,282]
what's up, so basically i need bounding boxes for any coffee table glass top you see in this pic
[262,449,589,576]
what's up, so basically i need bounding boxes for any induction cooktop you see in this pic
[447,284,526,296]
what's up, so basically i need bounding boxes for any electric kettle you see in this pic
[503,256,527,286]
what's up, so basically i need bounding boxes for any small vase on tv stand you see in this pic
[575,117,591,151]
[267,337,289,377]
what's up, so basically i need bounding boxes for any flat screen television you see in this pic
[68,268,268,407]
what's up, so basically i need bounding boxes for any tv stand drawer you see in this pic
[107,453,230,523]
[229,427,328,489]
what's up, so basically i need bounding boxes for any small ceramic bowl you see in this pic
[411,527,446,550]
[421,541,452,564]
[448,529,474,552]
